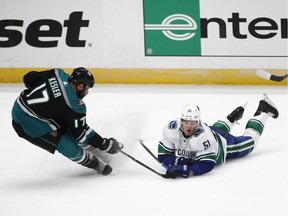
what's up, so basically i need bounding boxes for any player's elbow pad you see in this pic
[191,161,215,175]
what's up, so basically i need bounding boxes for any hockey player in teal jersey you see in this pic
[11,67,123,175]
[159,94,279,178]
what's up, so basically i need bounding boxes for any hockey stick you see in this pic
[139,139,173,170]
[138,139,161,164]
[256,69,288,82]
[139,139,173,169]
[137,140,181,179]
[119,149,170,178]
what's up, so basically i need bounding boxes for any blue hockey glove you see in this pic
[166,165,191,178]
[175,157,196,166]
[161,156,192,170]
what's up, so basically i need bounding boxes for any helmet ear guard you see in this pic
[181,104,201,122]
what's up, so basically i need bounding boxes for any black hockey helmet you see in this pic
[70,67,94,98]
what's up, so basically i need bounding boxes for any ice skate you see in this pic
[83,145,113,175]
[254,94,279,119]
[95,158,113,175]
[227,103,247,123]
[84,145,112,163]
[90,147,112,175]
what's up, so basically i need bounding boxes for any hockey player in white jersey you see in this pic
[159,94,279,178]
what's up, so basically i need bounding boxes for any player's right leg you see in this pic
[57,135,112,175]
[254,93,279,118]
[12,120,112,175]
[212,104,245,133]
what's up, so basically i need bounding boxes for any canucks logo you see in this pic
[168,120,178,129]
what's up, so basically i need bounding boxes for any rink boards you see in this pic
[0,68,287,85]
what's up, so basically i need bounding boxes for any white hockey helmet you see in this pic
[181,104,201,122]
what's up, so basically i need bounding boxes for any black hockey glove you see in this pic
[100,138,124,154]
[166,165,191,178]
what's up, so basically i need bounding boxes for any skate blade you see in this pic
[262,93,278,111]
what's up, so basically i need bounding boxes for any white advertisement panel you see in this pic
[0,0,104,67]
[200,0,287,57]
[0,0,287,69]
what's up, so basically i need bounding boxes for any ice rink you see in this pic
[0,83,287,216]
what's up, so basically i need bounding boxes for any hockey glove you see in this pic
[100,138,124,154]
[166,165,192,178]
[174,157,195,166]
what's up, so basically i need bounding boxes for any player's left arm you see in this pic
[158,120,180,168]
[158,141,176,168]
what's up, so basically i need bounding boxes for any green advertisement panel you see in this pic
[143,0,201,56]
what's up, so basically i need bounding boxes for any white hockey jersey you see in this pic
[159,119,227,166]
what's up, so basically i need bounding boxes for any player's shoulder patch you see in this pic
[168,120,178,130]
[193,121,205,137]
[193,127,205,137]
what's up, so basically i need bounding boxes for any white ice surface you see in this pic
[0,84,287,216]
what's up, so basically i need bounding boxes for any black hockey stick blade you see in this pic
[138,140,178,178]
[256,69,288,82]
[119,149,169,178]
[270,74,287,82]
